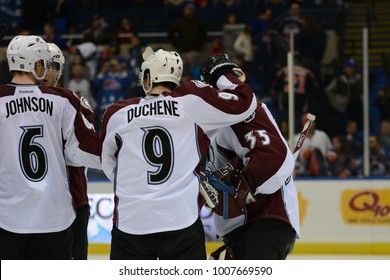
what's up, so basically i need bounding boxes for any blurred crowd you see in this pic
[1,0,389,177]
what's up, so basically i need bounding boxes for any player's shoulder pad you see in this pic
[102,97,142,122]
[169,80,213,98]
[39,85,72,98]
[40,85,94,113]
[0,84,16,97]
[70,91,94,113]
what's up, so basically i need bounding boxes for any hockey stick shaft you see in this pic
[292,113,316,161]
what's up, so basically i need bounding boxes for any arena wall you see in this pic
[87,179,390,255]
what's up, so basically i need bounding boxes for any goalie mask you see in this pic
[7,35,53,81]
[140,46,183,95]
[48,43,65,86]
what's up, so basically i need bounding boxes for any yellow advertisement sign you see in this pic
[342,189,390,225]
[298,191,308,225]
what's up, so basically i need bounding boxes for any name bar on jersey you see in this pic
[127,99,180,123]
[5,97,53,118]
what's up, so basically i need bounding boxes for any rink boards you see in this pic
[87,179,390,255]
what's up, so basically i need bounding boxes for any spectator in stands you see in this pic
[100,40,126,68]
[117,17,135,45]
[375,52,390,132]
[83,14,115,45]
[222,13,245,60]
[272,54,321,130]
[47,0,69,33]
[343,120,363,168]
[168,2,207,53]
[182,51,202,80]
[93,57,132,131]
[251,30,279,98]
[278,2,303,40]
[75,33,103,80]
[250,7,272,45]
[233,24,253,76]
[328,135,355,178]
[67,52,91,81]
[294,113,333,177]
[376,84,390,120]
[68,64,97,111]
[296,15,327,79]
[325,58,364,132]
[164,0,186,23]
[379,118,390,160]
[369,135,390,176]
[208,37,224,56]
[0,0,22,33]
[128,34,146,97]
[43,22,68,50]
[263,0,288,20]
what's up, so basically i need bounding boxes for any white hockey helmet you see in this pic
[140,46,183,94]
[48,43,65,85]
[6,35,53,81]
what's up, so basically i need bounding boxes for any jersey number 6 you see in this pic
[19,125,48,182]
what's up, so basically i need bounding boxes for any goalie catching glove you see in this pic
[200,54,246,87]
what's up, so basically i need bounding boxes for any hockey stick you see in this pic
[292,113,316,161]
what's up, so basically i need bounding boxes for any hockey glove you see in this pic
[199,172,219,209]
[207,156,256,219]
[200,54,241,87]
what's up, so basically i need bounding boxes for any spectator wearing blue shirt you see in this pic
[43,22,68,50]
[251,7,272,45]
[94,57,131,131]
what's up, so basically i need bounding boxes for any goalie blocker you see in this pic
[200,157,256,219]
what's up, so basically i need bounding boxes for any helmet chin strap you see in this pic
[53,72,61,87]
[142,83,152,95]
[32,68,47,82]
[142,74,153,95]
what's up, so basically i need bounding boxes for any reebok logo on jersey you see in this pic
[19,89,34,94]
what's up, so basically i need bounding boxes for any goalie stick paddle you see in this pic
[292,113,316,161]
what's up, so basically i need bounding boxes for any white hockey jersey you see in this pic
[0,84,101,233]
[101,74,257,234]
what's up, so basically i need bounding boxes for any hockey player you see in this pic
[0,35,100,259]
[201,58,300,260]
[41,43,93,260]
[100,47,257,259]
